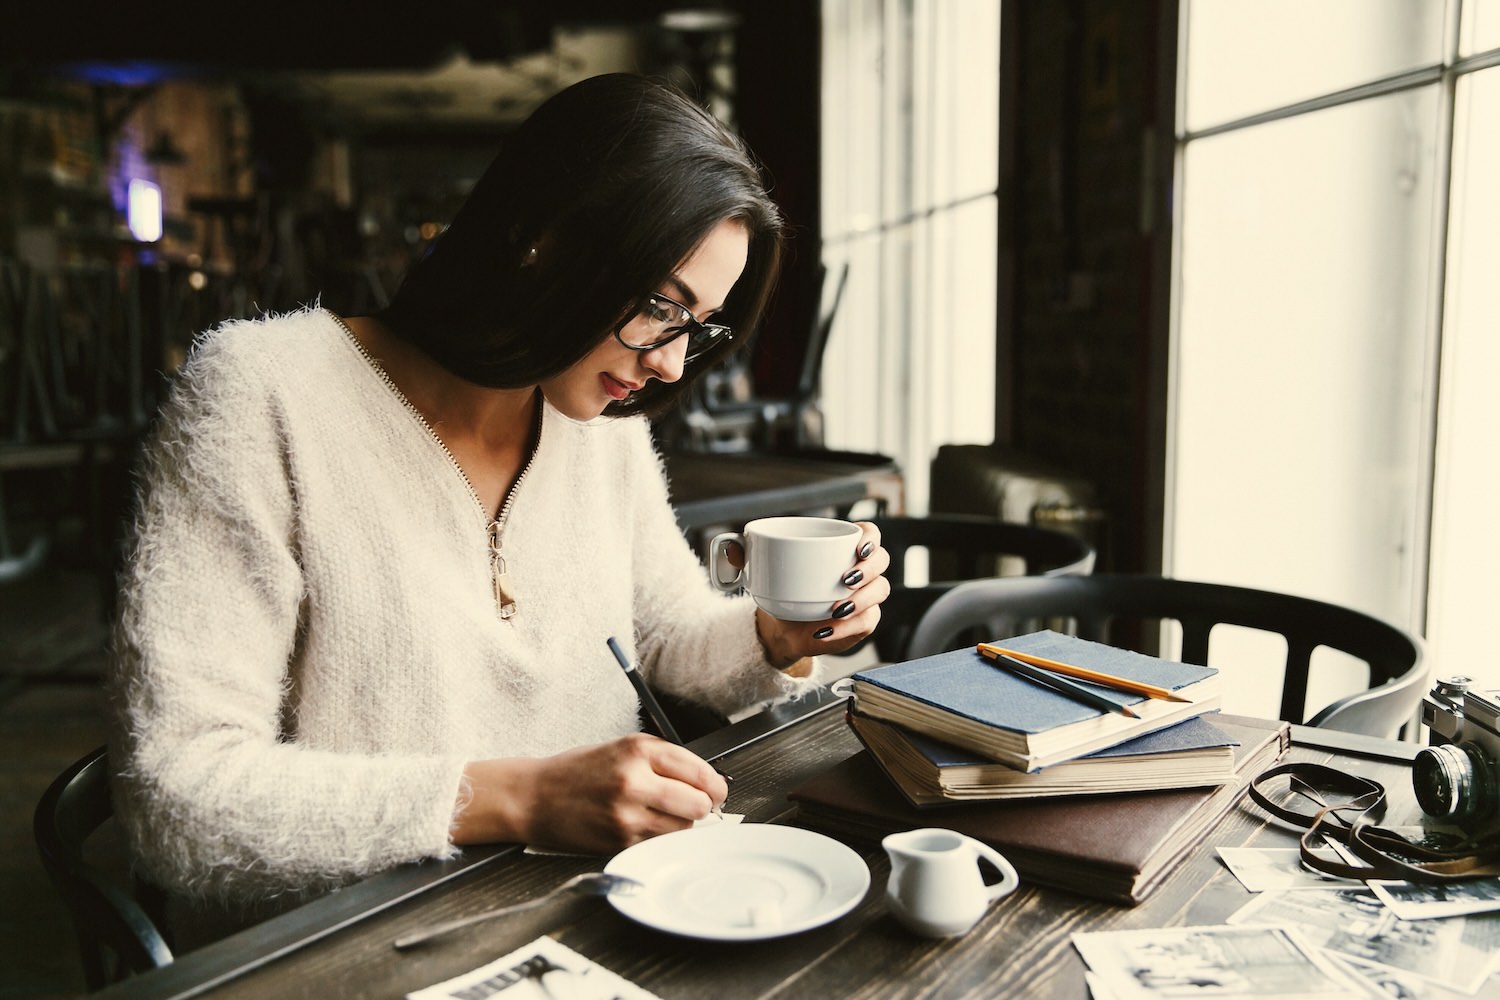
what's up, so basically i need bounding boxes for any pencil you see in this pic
[979,648,1140,719]
[976,642,1194,703]
[606,636,729,818]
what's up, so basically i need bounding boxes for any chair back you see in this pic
[792,261,849,413]
[34,746,172,990]
[868,514,1095,663]
[657,262,851,452]
[905,574,1426,739]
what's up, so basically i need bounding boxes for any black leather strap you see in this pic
[1248,762,1500,882]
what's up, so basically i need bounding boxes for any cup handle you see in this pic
[707,531,746,592]
[966,837,1020,903]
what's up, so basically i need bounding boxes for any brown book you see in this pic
[788,714,1289,906]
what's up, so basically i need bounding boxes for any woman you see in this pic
[107,73,889,926]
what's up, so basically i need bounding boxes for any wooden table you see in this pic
[96,692,1433,1000]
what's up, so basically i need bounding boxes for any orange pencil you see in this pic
[976,643,1195,703]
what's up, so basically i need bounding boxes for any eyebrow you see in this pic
[663,276,724,317]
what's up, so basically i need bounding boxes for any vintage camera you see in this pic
[1413,676,1500,826]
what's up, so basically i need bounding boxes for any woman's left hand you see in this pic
[755,521,891,670]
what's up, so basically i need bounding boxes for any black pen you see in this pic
[980,648,1140,720]
[606,636,730,817]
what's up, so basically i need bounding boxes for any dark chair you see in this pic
[865,514,1096,663]
[34,746,172,990]
[905,574,1427,739]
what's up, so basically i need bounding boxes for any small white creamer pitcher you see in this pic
[882,828,1020,938]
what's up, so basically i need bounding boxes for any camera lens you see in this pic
[1412,742,1496,822]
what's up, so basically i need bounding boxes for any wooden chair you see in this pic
[863,514,1096,663]
[34,746,172,990]
[905,574,1427,739]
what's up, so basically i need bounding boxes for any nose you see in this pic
[639,335,689,384]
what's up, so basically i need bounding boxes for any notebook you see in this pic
[850,630,1221,771]
[849,711,1239,806]
[788,714,1289,906]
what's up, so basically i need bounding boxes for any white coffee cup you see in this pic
[708,516,863,622]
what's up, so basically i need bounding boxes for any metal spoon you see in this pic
[392,872,643,950]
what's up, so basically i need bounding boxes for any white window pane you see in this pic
[1427,67,1500,688]
[880,0,914,226]
[820,236,885,456]
[821,0,998,515]
[922,198,997,451]
[1461,0,1500,56]
[822,227,918,473]
[916,0,1000,209]
[1183,0,1444,131]
[821,0,885,240]
[1172,90,1439,716]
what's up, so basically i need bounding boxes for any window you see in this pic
[820,0,1000,515]
[1171,1,1500,717]
[1426,65,1500,697]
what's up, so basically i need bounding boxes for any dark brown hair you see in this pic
[379,73,784,416]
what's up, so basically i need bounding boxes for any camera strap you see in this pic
[1248,762,1500,883]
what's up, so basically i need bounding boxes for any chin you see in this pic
[557,393,612,422]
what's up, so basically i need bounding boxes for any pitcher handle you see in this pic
[967,837,1020,903]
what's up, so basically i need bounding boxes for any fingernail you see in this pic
[858,541,875,559]
[833,601,856,619]
[842,568,863,586]
[814,626,834,640]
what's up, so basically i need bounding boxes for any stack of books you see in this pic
[848,713,1241,805]
[789,630,1290,905]
[851,630,1224,774]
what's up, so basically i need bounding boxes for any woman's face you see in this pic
[541,217,750,421]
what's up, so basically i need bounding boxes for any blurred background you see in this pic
[4,0,1496,690]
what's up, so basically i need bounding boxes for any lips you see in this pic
[601,373,640,400]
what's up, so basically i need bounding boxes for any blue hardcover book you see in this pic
[850,630,1221,772]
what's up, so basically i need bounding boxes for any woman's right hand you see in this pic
[451,733,728,854]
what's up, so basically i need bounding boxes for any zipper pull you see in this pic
[489,523,517,619]
[493,559,518,620]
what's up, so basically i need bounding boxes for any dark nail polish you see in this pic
[842,569,864,586]
[858,541,875,559]
[833,601,856,619]
[814,626,835,640]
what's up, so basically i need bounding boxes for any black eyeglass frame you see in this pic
[613,292,734,362]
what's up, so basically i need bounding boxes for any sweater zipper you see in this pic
[487,438,537,619]
[333,310,538,619]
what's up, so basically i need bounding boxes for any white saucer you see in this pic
[603,824,870,941]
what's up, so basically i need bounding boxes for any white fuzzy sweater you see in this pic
[109,306,819,904]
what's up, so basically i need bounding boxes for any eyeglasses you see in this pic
[615,292,733,362]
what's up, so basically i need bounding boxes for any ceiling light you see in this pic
[658,8,740,32]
